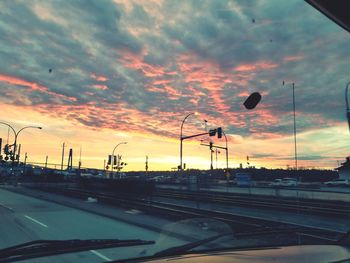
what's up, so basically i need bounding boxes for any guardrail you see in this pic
[156,183,350,202]
[23,185,344,243]
[155,188,350,217]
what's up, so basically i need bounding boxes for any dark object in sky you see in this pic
[49,68,52,73]
[252,18,255,23]
[305,0,350,33]
[244,92,262,110]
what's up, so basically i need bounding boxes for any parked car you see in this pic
[324,179,350,187]
[270,178,298,187]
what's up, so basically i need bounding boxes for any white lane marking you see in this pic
[0,203,14,212]
[90,250,112,261]
[24,215,48,228]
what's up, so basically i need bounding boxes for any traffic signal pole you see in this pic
[201,143,227,170]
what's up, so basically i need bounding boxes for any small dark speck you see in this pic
[49,69,52,73]
[252,18,255,23]
[270,39,273,42]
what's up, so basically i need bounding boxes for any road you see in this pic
[0,188,184,262]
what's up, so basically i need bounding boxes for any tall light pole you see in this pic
[0,122,42,162]
[111,142,127,173]
[283,81,297,170]
[179,112,198,170]
[345,81,350,131]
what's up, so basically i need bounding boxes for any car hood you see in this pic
[138,245,350,263]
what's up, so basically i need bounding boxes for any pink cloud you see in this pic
[0,74,77,102]
[283,55,304,62]
[92,84,108,90]
[91,73,109,82]
[233,61,279,72]
[118,49,167,78]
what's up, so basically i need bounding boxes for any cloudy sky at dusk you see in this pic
[0,0,349,171]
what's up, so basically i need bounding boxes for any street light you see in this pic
[0,122,42,162]
[345,82,350,131]
[111,142,127,173]
[283,81,298,170]
[179,112,198,170]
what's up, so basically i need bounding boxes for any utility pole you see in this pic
[201,141,226,171]
[210,142,213,170]
[215,149,220,169]
[45,155,48,168]
[61,142,65,172]
[23,152,27,176]
[67,148,73,170]
[17,144,21,161]
[78,146,82,176]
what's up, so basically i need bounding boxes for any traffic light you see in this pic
[113,155,117,165]
[209,129,216,136]
[217,127,222,138]
[209,142,213,150]
[107,155,112,165]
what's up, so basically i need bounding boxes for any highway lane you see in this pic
[0,188,185,262]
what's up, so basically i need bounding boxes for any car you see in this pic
[324,179,350,187]
[269,179,283,186]
[270,178,298,187]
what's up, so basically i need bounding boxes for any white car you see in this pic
[270,178,298,187]
[324,179,350,187]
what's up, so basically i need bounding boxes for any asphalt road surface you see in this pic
[0,188,183,262]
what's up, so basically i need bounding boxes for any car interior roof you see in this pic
[305,0,350,33]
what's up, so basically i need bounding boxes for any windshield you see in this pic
[0,0,350,262]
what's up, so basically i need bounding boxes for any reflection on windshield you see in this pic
[0,0,350,262]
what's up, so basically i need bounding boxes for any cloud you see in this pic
[0,0,350,169]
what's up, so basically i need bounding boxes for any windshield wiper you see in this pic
[0,238,155,262]
[152,227,337,259]
[152,233,232,258]
[336,230,350,244]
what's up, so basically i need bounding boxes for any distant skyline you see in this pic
[0,0,349,171]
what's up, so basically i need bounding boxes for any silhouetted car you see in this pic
[324,179,350,187]
[270,178,298,187]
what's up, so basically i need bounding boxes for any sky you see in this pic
[0,0,349,171]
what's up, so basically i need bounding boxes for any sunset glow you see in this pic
[0,0,349,171]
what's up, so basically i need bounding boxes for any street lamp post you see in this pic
[283,81,298,170]
[179,112,198,170]
[0,122,42,162]
[345,82,350,131]
[111,142,127,174]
